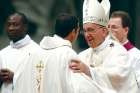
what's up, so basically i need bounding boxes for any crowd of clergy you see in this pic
[0,0,140,93]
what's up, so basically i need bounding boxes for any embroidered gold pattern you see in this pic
[36,60,44,93]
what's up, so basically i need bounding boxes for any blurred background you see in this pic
[0,0,140,52]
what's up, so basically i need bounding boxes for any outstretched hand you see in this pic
[69,59,91,77]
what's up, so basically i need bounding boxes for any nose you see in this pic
[84,32,94,40]
[108,28,111,32]
[8,25,15,32]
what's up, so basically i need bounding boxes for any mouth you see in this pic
[7,33,18,38]
[86,36,94,42]
[8,33,16,36]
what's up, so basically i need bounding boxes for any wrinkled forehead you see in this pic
[83,22,104,28]
[108,17,122,26]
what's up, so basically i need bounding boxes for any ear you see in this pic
[102,27,108,36]
[23,24,28,34]
[71,29,76,38]
[71,28,79,41]
[124,27,129,35]
[64,29,75,42]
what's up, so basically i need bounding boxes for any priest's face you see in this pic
[83,23,108,48]
[108,17,128,43]
[6,14,27,42]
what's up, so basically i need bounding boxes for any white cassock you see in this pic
[39,35,78,93]
[130,48,140,89]
[12,49,45,93]
[76,36,139,93]
[0,35,43,93]
[123,40,140,90]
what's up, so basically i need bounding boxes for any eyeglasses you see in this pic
[84,25,105,33]
[108,25,123,30]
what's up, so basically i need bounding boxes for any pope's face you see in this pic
[83,23,107,48]
[108,17,128,43]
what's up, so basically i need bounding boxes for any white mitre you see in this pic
[83,0,110,26]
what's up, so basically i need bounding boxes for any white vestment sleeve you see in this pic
[89,48,138,93]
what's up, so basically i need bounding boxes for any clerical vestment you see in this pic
[0,35,43,93]
[123,41,140,89]
[76,36,139,93]
[39,35,78,93]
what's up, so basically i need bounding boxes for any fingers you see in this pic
[69,60,91,77]
[69,60,82,73]
[0,71,9,81]
[0,68,10,72]
[69,62,79,70]
[0,69,14,83]
[72,69,81,73]
[0,69,11,77]
[71,59,80,64]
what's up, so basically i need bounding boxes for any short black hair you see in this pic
[55,13,79,38]
[9,12,28,26]
[110,11,131,28]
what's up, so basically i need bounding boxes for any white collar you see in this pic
[10,35,32,49]
[92,35,110,52]
[122,39,129,45]
[40,34,72,50]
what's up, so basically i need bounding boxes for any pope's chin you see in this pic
[87,40,100,48]
[86,40,94,48]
